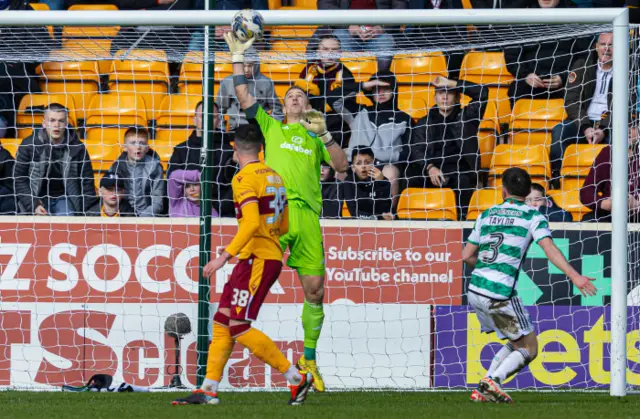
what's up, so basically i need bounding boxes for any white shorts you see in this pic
[468,292,535,341]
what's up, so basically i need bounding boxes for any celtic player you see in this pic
[224,32,349,391]
[462,167,596,404]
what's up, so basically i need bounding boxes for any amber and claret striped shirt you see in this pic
[225,161,288,261]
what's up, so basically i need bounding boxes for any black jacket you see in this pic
[65,0,196,9]
[321,180,340,218]
[13,129,97,214]
[339,170,392,220]
[408,80,487,179]
[167,130,236,217]
[0,146,15,214]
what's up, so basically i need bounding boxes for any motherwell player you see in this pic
[172,124,313,406]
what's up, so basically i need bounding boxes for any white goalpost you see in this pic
[0,8,631,396]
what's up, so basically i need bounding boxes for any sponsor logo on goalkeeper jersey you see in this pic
[434,305,640,389]
[280,141,312,156]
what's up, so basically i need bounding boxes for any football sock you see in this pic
[485,342,514,378]
[302,300,324,361]
[205,312,234,384]
[233,326,292,375]
[201,379,219,394]
[492,348,531,383]
[284,366,303,385]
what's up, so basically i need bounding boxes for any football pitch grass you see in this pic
[2,391,640,418]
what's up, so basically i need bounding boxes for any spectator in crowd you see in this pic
[168,169,218,218]
[0,143,15,214]
[580,126,640,222]
[339,147,394,220]
[167,101,236,217]
[329,70,411,199]
[503,0,575,107]
[321,162,341,218]
[295,33,357,147]
[317,0,402,71]
[407,76,487,219]
[471,0,530,8]
[66,0,181,8]
[526,183,572,222]
[93,172,135,217]
[549,32,623,182]
[108,127,165,217]
[217,47,283,131]
[14,103,97,216]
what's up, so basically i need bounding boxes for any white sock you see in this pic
[201,378,219,393]
[284,366,302,385]
[492,348,531,383]
[485,342,514,378]
[129,384,149,393]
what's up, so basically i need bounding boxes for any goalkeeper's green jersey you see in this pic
[246,104,331,215]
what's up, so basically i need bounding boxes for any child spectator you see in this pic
[168,169,219,218]
[321,162,341,218]
[95,172,135,217]
[295,33,357,147]
[216,47,283,131]
[0,143,15,214]
[109,127,165,217]
[526,183,572,222]
[329,70,412,199]
[339,147,393,220]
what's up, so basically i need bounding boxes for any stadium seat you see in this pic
[68,4,119,10]
[341,201,351,218]
[460,52,514,125]
[548,189,590,221]
[391,53,448,85]
[17,94,78,139]
[259,52,306,83]
[457,97,500,170]
[271,40,309,54]
[109,50,170,120]
[178,52,233,95]
[153,129,192,170]
[0,138,21,159]
[62,24,119,39]
[397,188,458,221]
[268,26,318,38]
[510,99,567,147]
[398,96,428,120]
[62,39,113,74]
[466,188,503,221]
[85,128,124,172]
[156,95,200,129]
[560,144,606,191]
[268,0,317,9]
[342,57,377,83]
[37,57,101,120]
[29,3,54,38]
[397,85,435,110]
[488,144,551,186]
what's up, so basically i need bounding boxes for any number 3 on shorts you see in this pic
[231,288,250,307]
[266,186,286,224]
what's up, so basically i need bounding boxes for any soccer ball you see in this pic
[231,9,265,42]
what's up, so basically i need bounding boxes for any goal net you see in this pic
[0,9,635,393]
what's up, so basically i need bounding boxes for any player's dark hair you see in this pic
[285,85,307,100]
[234,124,263,154]
[351,146,375,162]
[45,102,68,114]
[502,167,532,198]
[530,183,547,197]
[195,101,203,113]
[124,126,149,140]
[318,33,341,47]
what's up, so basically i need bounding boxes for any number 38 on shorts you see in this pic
[219,256,284,321]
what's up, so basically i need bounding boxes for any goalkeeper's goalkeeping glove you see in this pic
[300,109,336,147]
[223,32,256,64]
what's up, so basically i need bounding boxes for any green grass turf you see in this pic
[1,391,639,419]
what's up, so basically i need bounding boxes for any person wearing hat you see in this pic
[328,70,412,201]
[408,76,488,220]
[97,172,134,218]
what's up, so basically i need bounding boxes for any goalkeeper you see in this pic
[224,32,349,392]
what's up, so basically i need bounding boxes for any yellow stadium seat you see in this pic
[548,189,589,221]
[341,201,351,218]
[153,129,192,170]
[342,57,377,83]
[398,96,428,120]
[489,144,551,186]
[271,40,309,54]
[109,50,170,120]
[397,188,458,221]
[391,53,448,85]
[17,94,78,139]
[466,188,503,221]
[156,95,200,129]
[85,128,126,172]
[456,98,500,170]
[460,52,513,85]
[178,52,232,96]
[62,39,113,74]
[37,57,101,120]
[68,4,119,10]
[268,26,318,38]
[398,85,435,110]
[560,144,606,192]
[86,94,147,127]
[259,52,306,83]
[29,3,49,10]
[510,99,567,147]
[62,25,119,39]
[0,138,22,159]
